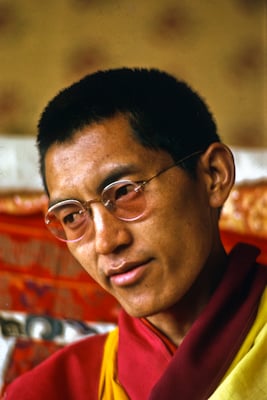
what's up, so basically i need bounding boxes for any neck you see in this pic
[146,248,227,346]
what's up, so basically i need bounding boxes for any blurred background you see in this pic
[0,0,266,147]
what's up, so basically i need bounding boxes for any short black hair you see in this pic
[37,67,220,188]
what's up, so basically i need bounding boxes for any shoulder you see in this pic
[3,333,108,400]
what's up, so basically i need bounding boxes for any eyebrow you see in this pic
[48,163,142,208]
[96,163,142,193]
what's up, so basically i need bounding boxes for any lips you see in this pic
[106,259,152,287]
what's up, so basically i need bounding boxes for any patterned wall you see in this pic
[0,0,266,146]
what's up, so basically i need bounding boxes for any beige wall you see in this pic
[0,0,266,146]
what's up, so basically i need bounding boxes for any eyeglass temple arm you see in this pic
[140,150,203,186]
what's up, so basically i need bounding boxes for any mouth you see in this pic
[107,259,152,288]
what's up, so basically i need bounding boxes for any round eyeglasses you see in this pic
[45,150,202,242]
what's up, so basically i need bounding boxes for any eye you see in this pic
[102,180,141,212]
[114,183,136,200]
[45,200,90,242]
[56,206,86,230]
[62,209,84,225]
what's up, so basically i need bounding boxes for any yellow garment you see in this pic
[210,288,267,400]
[98,328,129,400]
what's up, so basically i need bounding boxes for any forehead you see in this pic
[44,115,173,197]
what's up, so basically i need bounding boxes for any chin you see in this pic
[122,301,162,319]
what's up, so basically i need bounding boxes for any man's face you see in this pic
[45,114,218,318]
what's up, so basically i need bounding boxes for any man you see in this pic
[3,68,267,399]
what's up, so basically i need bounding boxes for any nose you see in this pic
[91,204,133,255]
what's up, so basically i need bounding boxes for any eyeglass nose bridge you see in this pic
[82,197,115,215]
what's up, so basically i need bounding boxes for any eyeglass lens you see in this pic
[45,180,146,242]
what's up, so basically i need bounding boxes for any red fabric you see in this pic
[3,333,107,400]
[118,312,173,399]
[221,229,267,264]
[0,212,119,322]
[3,339,64,390]
[141,317,177,355]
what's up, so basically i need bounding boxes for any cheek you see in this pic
[67,242,99,280]
[145,186,212,257]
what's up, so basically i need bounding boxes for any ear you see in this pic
[199,142,235,208]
